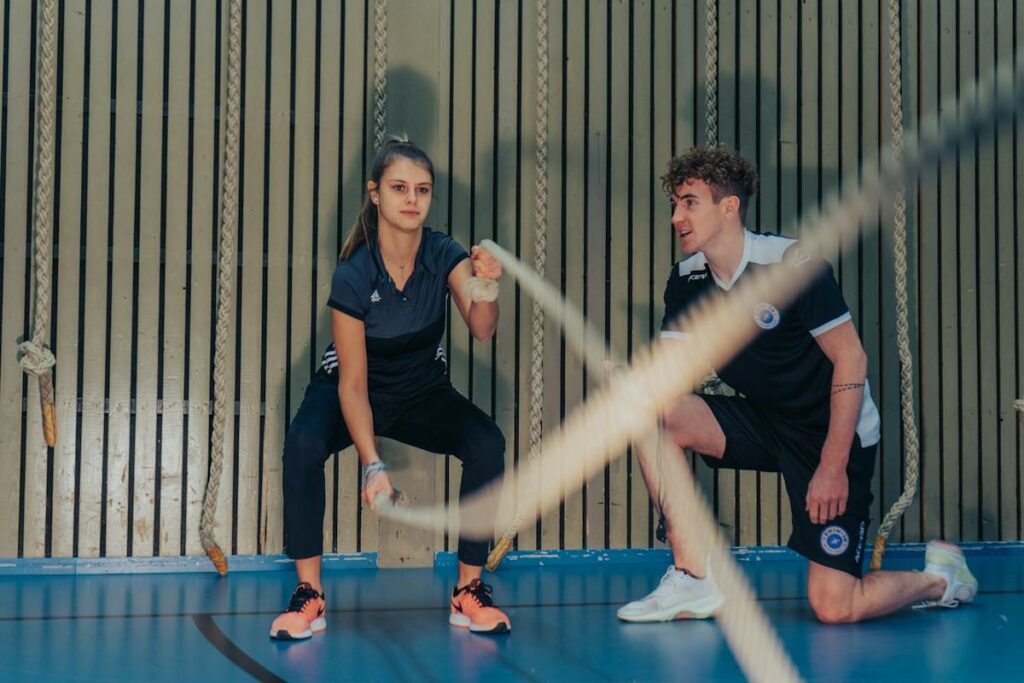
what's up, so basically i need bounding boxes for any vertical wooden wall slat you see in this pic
[0,0,30,557]
[938,0,962,541]
[736,0,760,547]
[560,0,586,551]
[158,0,192,557]
[78,0,115,558]
[51,0,86,558]
[539,0,566,551]
[606,0,630,550]
[315,0,342,554]
[237,0,269,556]
[262,0,293,556]
[583,0,608,550]
[956,0,980,542]
[104,0,141,558]
[628,0,653,550]
[976,0,999,542]
[336,0,367,556]
[918,0,943,542]
[995,0,1019,541]
[183,0,216,557]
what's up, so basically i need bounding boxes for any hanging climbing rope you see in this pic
[486,0,550,571]
[871,0,921,570]
[18,0,59,448]
[704,0,719,148]
[696,0,726,397]
[373,0,389,149]
[200,0,244,576]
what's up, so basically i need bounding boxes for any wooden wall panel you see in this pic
[1,0,1021,563]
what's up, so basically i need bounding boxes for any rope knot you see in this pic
[18,340,56,375]
[465,277,499,303]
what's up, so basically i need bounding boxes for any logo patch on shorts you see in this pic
[753,303,781,329]
[821,525,850,556]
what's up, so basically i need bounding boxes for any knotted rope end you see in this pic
[486,535,514,572]
[465,277,499,303]
[205,545,229,576]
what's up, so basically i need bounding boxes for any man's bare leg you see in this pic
[636,395,727,577]
[807,561,946,623]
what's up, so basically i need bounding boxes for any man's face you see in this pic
[670,178,733,254]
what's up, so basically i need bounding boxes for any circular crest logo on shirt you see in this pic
[820,525,850,556]
[753,303,781,330]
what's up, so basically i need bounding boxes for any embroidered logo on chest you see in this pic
[753,302,781,329]
[370,289,382,303]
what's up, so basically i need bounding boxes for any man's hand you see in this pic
[806,462,848,525]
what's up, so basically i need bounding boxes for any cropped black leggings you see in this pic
[282,372,505,566]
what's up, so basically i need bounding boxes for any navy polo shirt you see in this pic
[661,230,880,446]
[322,227,469,406]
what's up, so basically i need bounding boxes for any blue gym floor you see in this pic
[1,545,1021,682]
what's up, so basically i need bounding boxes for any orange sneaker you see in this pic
[449,579,511,634]
[269,582,326,640]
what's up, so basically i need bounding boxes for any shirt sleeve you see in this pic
[438,233,470,276]
[660,265,692,340]
[786,244,851,337]
[327,262,367,320]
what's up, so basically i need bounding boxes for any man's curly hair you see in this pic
[661,146,759,223]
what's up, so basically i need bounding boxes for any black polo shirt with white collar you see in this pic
[322,227,469,406]
[660,230,881,446]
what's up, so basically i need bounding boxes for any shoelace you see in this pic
[287,583,323,613]
[913,597,959,609]
[458,580,496,608]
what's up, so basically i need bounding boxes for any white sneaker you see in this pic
[918,540,978,608]
[617,565,724,622]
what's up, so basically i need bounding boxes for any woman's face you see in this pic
[370,157,433,233]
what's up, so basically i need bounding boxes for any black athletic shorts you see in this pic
[698,394,877,578]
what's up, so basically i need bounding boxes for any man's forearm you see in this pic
[821,355,867,469]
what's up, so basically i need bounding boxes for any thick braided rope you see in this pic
[19,0,59,447]
[872,0,920,570]
[487,0,550,571]
[408,237,803,681]
[200,0,244,576]
[705,0,719,147]
[373,0,388,149]
[696,0,726,395]
[373,48,1024,681]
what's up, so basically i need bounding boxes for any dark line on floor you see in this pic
[191,613,286,683]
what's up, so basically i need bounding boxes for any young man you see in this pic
[618,146,977,624]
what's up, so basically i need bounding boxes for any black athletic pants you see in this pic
[282,371,505,566]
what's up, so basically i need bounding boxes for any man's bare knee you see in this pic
[809,591,855,624]
[808,566,859,624]
[663,395,724,457]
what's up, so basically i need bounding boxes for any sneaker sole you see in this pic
[449,612,511,634]
[269,617,326,641]
[617,594,724,623]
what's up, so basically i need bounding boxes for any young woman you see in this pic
[270,139,511,639]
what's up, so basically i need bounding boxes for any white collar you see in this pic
[710,229,751,291]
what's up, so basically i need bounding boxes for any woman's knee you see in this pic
[283,426,331,472]
[460,419,506,475]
